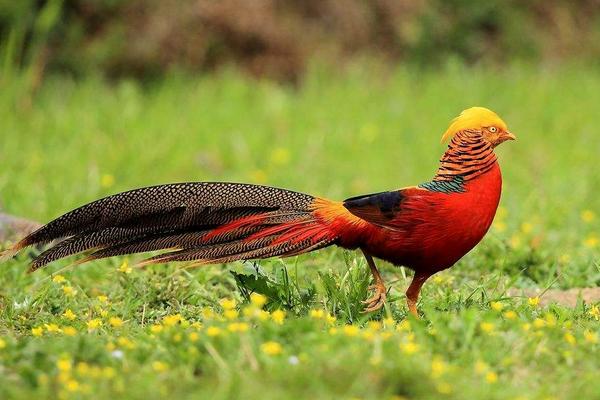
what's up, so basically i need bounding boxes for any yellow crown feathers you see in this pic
[441,107,508,142]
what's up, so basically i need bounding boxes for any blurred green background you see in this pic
[3,0,600,84]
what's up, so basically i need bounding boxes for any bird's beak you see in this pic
[495,131,516,146]
[504,131,516,141]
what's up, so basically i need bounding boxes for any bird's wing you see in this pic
[342,187,430,230]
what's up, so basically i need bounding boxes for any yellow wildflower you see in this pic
[227,322,249,333]
[65,379,80,392]
[62,309,76,321]
[62,286,77,297]
[584,234,599,249]
[201,307,215,320]
[102,367,116,379]
[62,326,77,336]
[544,314,557,327]
[0,338,6,349]
[224,309,239,320]
[45,323,62,333]
[118,260,132,274]
[152,361,169,372]
[490,301,504,312]
[485,371,498,383]
[400,341,419,355]
[189,332,199,342]
[503,310,517,320]
[521,222,533,234]
[52,275,66,283]
[474,360,489,374]
[117,337,135,349]
[269,147,290,166]
[309,309,324,319]
[76,362,90,376]
[383,317,395,327]
[397,320,411,332]
[564,332,576,345]
[97,295,109,304]
[583,330,598,344]
[430,357,448,378]
[480,322,495,334]
[367,321,382,331]
[250,293,267,308]
[533,318,545,329]
[31,327,43,337]
[150,324,163,334]
[57,358,72,372]
[559,254,571,264]
[220,298,237,310]
[243,306,270,320]
[87,319,102,331]
[191,321,203,330]
[326,313,337,325]
[109,317,124,328]
[271,309,286,325]
[581,210,596,223]
[362,330,375,341]
[589,305,600,321]
[493,221,507,233]
[342,325,360,337]
[206,326,222,337]
[100,174,115,188]
[163,314,183,327]
[328,327,338,335]
[261,341,283,356]
[528,297,540,307]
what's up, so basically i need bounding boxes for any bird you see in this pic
[1,107,515,316]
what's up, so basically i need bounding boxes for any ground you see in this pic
[0,64,599,399]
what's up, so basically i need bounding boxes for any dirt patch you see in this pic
[0,213,41,243]
[508,288,600,308]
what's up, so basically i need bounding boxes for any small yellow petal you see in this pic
[485,371,498,383]
[250,293,267,308]
[528,297,540,307]
[581,210,596,223]
[260,341,283,356]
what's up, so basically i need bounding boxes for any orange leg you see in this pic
[405,272,431,317]
[361,250,387,313]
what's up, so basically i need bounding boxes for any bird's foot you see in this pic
[361,282,387,313]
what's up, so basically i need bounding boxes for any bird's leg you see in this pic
[361,250,387,313]
[405,272,431,317]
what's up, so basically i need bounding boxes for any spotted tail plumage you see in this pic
[1,183,338,271]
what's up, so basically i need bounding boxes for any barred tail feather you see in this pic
[4,182,338,270]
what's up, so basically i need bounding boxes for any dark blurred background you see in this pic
[3,0,600,85]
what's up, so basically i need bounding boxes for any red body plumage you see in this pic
[314,162,502,276]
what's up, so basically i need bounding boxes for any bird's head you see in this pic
[441,107,516,147]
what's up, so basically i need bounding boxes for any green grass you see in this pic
[1,64,599,399]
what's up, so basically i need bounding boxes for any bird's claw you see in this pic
[361,282,387,313]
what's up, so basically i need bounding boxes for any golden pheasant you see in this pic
[1,107,515,315]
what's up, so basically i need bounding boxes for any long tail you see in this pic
[0,182,340,271]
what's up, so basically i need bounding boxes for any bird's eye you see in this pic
[489,126,497,133]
